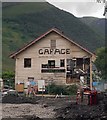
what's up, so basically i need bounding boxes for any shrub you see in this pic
[46,83,78,95]
[2,71,15,89]
[65,84,78,95]
[46,83,67,95]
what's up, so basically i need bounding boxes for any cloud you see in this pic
[2,0,45,2]
[46,0,93,2]
[75,2,104,15]
[48,1,105,18]
[2,0,105,18]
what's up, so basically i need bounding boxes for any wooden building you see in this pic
[10,28,96,89]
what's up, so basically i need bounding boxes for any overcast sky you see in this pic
[46,0,105,18]
[2,0,106,18]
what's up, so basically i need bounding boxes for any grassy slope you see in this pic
[2,2,53,71]
[2,2,105,72]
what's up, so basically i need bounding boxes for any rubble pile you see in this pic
[55,93,107,120]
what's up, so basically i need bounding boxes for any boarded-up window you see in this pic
[50,40,56,49]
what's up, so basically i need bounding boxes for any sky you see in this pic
[46,0,105,18]
[2,0,106,18]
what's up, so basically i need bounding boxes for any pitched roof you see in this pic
[10,28,95,58]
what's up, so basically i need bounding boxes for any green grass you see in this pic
[2,24,32,71]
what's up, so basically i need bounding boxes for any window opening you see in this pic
[60,59,65,67]
[48,60,55,68]
[24,58,31,68]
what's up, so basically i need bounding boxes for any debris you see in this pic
[2,92,107,119]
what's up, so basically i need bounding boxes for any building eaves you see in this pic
[10,28,95,58]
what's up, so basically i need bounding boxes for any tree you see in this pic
[2,71,15,88]
[95,47,107,80]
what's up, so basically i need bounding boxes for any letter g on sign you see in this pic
[39,49,43,54]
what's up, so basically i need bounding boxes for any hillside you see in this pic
[79,17,106,40]
[2,2,105,72]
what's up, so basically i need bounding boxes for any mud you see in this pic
[2,95,41,104]
[55,93,107,120]
[2,93,107,120]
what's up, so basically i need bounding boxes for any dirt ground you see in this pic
[1,93,107,120]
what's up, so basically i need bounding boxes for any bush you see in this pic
[46,83,78,95]
[65,84,78,95]
[46,83,67,95]
[2,71,15,89]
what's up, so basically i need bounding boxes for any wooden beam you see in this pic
[90,57,93,90]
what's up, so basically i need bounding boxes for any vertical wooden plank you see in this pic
[90,57,93,90]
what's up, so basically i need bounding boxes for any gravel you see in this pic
[2,103,55,118]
